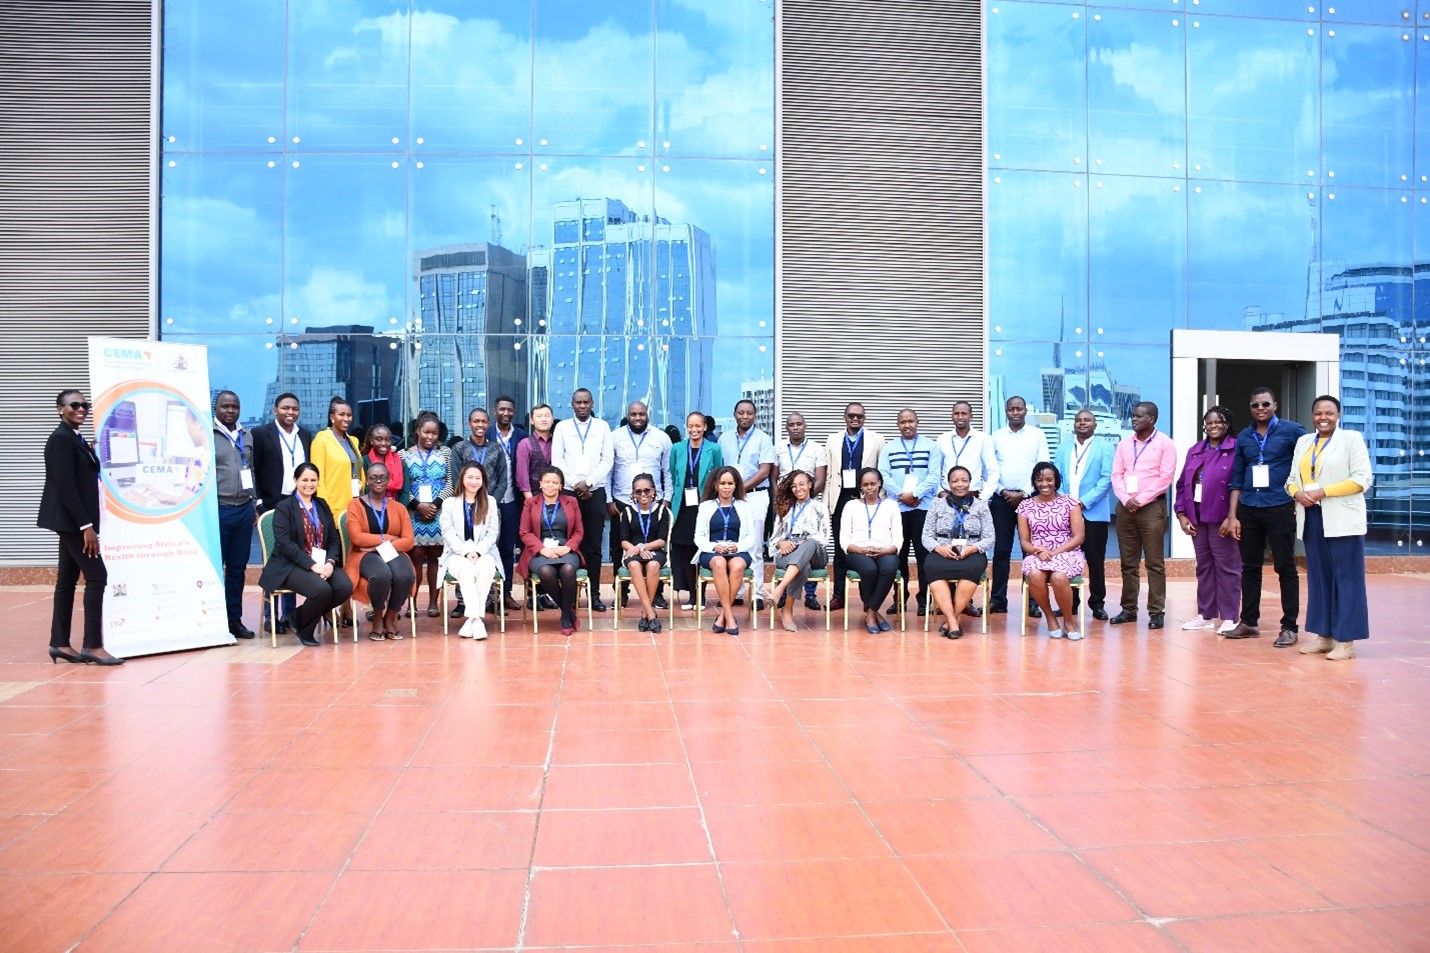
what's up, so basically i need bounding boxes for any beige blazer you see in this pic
[1285,428,1373,538]
[823,429,886,513]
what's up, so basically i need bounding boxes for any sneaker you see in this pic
[458,618,474,638]
[1217,620,1237,635]
[471,619,488,641]
[653,594,669,610]
[1181,616,1216,631]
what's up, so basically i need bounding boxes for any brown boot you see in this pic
[1326,641,1357,661]
[1299,636,1334,655]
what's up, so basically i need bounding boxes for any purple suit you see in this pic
[1175,439,1239,621]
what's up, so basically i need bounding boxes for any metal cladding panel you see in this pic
[778,1,986,444]
[0,1,153,565]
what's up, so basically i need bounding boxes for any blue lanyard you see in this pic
[899,436,917,474]
[543,502,559,534]
[629,428,648,455]
[717,503,735,541]
[687,443,703,483]
[496,429,514,456]
[790,500,810,531]
[1310,434,1331,480]
[843,430,863,467]
[299,497,322,534]
[863,500,882,537]
[277,426,299,459]
[371,497,387,534]
[574,418,592,449]
[1131,433,1156,469]
[469,440,489,466]
[1071,438,1092,470]
[219,427,244,457]
[949,498,970,536]
[333,430,358,477]
[735,429,753,466]
[950,434,971,465]
[464,500,475,535]
[1253,416,1278,464]
[788,441,807,471]
[636,504,653,541]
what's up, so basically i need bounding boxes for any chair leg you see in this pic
[497,581,505,634]
[1020,578,1028,636]
[982,578,989,635]
[442,579,449,637]
[410,596,418,639]
[897,578,906,631]
[268,593,277,648]
[585,578,593,631]
[824,577,831,631]
[530,579,539,634]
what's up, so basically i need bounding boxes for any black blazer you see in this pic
[37,424,101,534]
[258,494,341,591]
[250,421,314,513]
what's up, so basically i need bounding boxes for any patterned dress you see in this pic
[1016,493,1087,577]
[400,445,451,547]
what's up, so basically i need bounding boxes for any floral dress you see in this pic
[400,445,451,547]
[1016,493,1087,577]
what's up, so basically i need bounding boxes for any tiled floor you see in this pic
[1,574,1428,952]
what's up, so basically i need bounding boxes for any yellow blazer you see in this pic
[310,428,365,515]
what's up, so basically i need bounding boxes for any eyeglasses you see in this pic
[66,401,91,411]
[368,474,389,482]
[632,487,655,495]
[1249,401,1273,409]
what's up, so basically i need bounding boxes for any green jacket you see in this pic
[668,439,724,523]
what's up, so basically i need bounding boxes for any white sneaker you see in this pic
[458,618,474,638]
[1182,616,1216,631]
[1217,620,1237,635]
[1049,628,1065,639]
[471,619,488,641]
[1065,629,1084,641]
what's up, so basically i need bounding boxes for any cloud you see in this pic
[286,266,402,328]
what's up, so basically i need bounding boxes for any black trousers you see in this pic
[280,565,355,637]
[1079,518,1109,611]
[498,498,522,600]
[845,553,899,609]
[575,488,607,598]
[50,531,107,650]
[895,509,929,608]
[830,489,859,595]
[1236,501,1300,631]
[988,492,1019,610]
[360,551,415,614]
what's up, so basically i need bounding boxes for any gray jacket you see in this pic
[921,494,994,554]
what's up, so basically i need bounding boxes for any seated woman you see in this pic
[767,470,830,632]
[840,467,903,634]
[344,461,415,641]
[517,466,585,636]
[921,465,994,640]
[617,473,671,632]
[258,462,354,647]
[1017,461,1087,640]
[694,465,758,636]
[440,462,501,640]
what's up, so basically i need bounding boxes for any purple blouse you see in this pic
[1174,438,1237,525]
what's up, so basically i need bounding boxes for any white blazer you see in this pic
[1285,428,1373,539]
[693,498,760,559]
[438,495,501,575]
[823,429,886,513]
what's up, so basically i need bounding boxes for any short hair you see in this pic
[1313,393,1341,412]
[947,464,972,483]
[897,408,919,421]
[494,395,517,408]
[56,389,83,407]
[857,466,883,488]
[1031,460,1062,488]
[951,400,972,413]
[273,392,299,407]
[1006,395,1027,408]
[366,460,389,477]
[628,400,648,414]
[467,406,489,421]
[537,465,565,486]
[414,410,441,432]
[734,398,756,412]
[1204,405,1235,432]
[1135,401,1159,420]
[213,390,239,410]
[844,402,865,414]
[1250,385,1276,401]
[702,465,747,502]
[786,411,805,424]
[572,388,593,399]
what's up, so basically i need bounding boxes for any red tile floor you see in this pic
[1,574,1428,952]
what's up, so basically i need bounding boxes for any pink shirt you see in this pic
[1111,431,1177,506]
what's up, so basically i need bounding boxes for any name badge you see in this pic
[684,487,699,506]
[901,474,918,496]
[350,478,362,496]
[239,468,254,490]
[376,540,399,563]
[1251,464,1270,488]
[842,469,857,489]
[1125,474,1140,494]
[310,547,326,566]
[1193,483,1202,503]
[950,538,967,550]
[543,537,560,548]
[1303,482,1321,494]
[417,484,434,504]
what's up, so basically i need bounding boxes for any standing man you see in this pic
[1109,401,1177,629]
[823,402,886,612]
[878,409,943,616]
[988,396,1051,614]
[451,406,511,614]
[718,399,777,607]
[490,395,527,612]
[1222,386,1306,647]
[776,411,828,610]
[250,392,312,633]
[936,400,1000,497]
[212,391,257,639]
[608,400,672,607]
[1054,408,1114,620]
[552,388,614,610]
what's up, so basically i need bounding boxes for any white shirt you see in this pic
[1067,436,1095,500]
[936,428,999,493]
[719,426,776,491]
[608,425,673,504]
[551,415,614,490]
[990,424,1051,495]
[275,419,306,495]
[839,496,904,551]
[776,438,827,479]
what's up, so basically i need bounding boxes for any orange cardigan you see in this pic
[344,495,415,605]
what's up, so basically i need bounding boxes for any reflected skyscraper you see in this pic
[263,325,401,435]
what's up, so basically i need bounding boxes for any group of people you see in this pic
[39,383,1374,660]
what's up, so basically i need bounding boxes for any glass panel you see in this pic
[1088,175,1186,343]
[655,0,775,159]
[1341,347,1413,550]
[1324,1,1417,26]
[410,0,532,153]
[1319,186,1414,330]
[532,0,654,156]
[1412,469,1430,554]
[987,1,1088,172]
[1189,180,1318,332]
[1189,0,1316,20]
[287,0,408,151]
[989,340,1060,431]
[1081,343,1169,443]
[987,171,1089,344]
[161,155,282,335]
[162,0,285,152]
[1187,16,1320,183]
[1416,29,1430,185]
[164,334,283,432]
[272,331,405,436]
[1087,7,1187,177]
[1416,192,1430,334]
[1322,24,1415,188]
[708,337,774,432]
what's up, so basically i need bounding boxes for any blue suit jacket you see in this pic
[1055,436,1115,522]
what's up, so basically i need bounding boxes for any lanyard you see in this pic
[334,431,358,478]
[735,429,754,465]
[1070,438,1092,473]
[790,500,810,532]
[469,440,489,466]
[298,497,322,534]
[370,497,387,534]
[717,503,735,541]
[899,436,917,474]
[788,440,807,471]
[496,428,514,456]
[843,429,863,468]
[636,504,653,541]
[687,443,703,484]
[464,500,475,535]
[863,500,882,538]
[219,426,244,457]
[277,426,299,460]
[543,501,559,534]
[1253,416,1278,463]
[1131,433,1156,469]
[949,497,969,536]
[950,434,971,465]
[629,428,648,455]
[1310,434,1331,480]
[573,417,592,450]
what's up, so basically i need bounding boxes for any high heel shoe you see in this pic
[77,651,125,666]
[49,647,82,663]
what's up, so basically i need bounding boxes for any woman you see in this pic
[517,466,585,636]
[440,462,501,640]
[310,397,364,516]
[400,411,452,617]
[694,465,758,635]
[361,423,404,500]
[921,465,994,639]
[840,467,903,634]
[514,403,555,501]
[1289,395,1373,660]
[258,462,353,647]
[1174,405,1239,633]
[1017,461,1087,640]
[344,462,415,641]
[767,470,830,632]
[668,410,724,609]
[616,472,671,632]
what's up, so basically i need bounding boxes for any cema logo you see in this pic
[103,347,151,361]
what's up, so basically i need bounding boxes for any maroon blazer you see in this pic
[516,493,585,577]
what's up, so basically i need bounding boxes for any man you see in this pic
[988,396,1050,615]
[489,395,527,612]
[878,409,943,616]
[607,400,672,607]
[1054,408,1114,620]
[1222,386,1307,647]
[823,402,886,612]
[936,400,999,497]
[250,392,313,633]
[1109,401,1177,629]
[212,391,257,638]
[775,411,827,610]
[451,406,512,615]
[551,388,614,610]
[718,399,777,607]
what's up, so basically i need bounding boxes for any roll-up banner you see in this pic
[89,337,234,656]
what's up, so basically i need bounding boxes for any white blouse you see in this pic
[839,496,903,552]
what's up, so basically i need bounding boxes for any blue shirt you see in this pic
[1229,417,1307,508]
[718,426,776,490]
[877,434,944,512]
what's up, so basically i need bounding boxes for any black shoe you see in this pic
[591,597,608,613]
[961,605,982,618]
[734,597,745,606]
[778,592,788,609]
[297,632,320,647]
[1273,627,1299,648]
[274,619,291,635]
[1108,611,1137,625]
[804,595,823,611]
[1148,614,1165,629]
[886,600,903,614]
[754,597,767,611]
[653,594,669,610]
[649,617,662,633]
[1028,604,1042,619]
[916,604,927,617]
[537,594,559,611]
[988,602,1008,614]
[78,651,124,666]
[829,595,845,612]
[49,647,83,663]
[1051,608,1063,618]
[1092,608,1109,621]
[637,616,650,632]
[229,622,256,640]
[451,601,465,617]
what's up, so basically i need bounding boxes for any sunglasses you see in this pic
[845,413,865,420]
[1249,401,1274,409]
[66,401,92,411]
[632,487,655,495]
